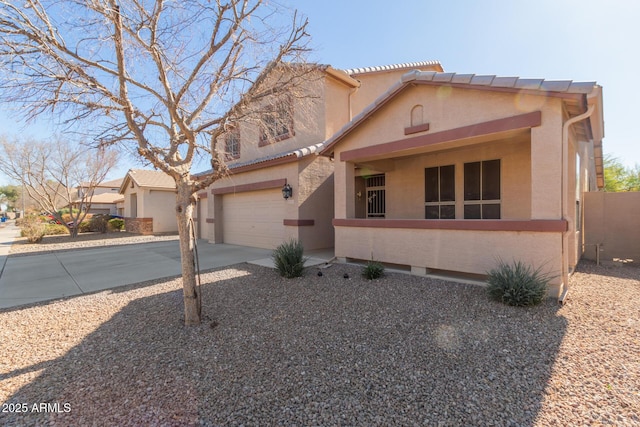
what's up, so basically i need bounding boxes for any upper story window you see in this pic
[425,165,455,219]
[259,97,294,146]
[224,129,240,161]
[464,159,501,219]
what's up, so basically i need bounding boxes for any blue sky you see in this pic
[1,0,638,185]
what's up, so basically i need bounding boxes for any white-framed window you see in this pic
[224,129,240,161]
[463,159,501,219]
[425,165,455,219]
[366,174,386,218]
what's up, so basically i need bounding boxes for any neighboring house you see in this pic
[74,178,124,215]
[119,169,177,234]
[319,70,604,299]
[198,61,444,250]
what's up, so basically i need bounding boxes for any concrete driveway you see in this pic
[1,222,309,309]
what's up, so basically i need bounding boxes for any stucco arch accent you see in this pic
[411,104,424,126]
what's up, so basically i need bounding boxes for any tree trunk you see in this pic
[175,181,200,325]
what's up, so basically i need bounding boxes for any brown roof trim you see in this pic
[223,153,298,175]
[212,178,286,195]
[340,111,542,162]
[333,218,568,232]
[283,219,315,226]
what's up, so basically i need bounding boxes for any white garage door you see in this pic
[222,189,286,249]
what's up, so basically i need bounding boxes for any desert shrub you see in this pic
[44,224,69,235]
[20,216,46,243]
[88,215,109,233]
[78,221,91,233]
[486,260,551,306]
[108,218,125,231]
[272,239,307,278]
[362,260,385,280]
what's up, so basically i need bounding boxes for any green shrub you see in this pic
[486,260,551,306]
[20,216,46,243]
[272,239,307,278]
[362,260,385,280]
[44,224,69,235]
[108,218,124,231]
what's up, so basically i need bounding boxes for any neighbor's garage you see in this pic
[222,189,285,249]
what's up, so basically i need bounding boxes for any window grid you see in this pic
[259,97,293,145]
[224,130,240,161]
[464,160,501,219]
[425,165,455,219]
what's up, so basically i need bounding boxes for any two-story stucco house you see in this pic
[197,61,444,250]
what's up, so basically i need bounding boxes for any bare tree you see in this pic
[0,0,312,325]
[0,137,118,236]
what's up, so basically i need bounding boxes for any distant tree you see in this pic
[0,137,118,236]
[604,154,640,192]
[0,184,19,210]
[0,0,312,325]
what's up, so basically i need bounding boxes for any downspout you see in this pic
[559,102,596,304]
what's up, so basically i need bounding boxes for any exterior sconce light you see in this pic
[282,183,293,200]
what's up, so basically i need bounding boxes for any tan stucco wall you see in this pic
[584,192,640,262]
[348,65,442,116]
[382,136,531,220]
[206,156,335,250]
[196,195,210,240]
[220,75,328,167]
[333,86,561,220]
[297,156,335,249]
[145,190,177,233]
[331,83,573,294]
[121,181,176,234]
[335,226,564,296]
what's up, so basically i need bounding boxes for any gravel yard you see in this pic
[1,246,639,425]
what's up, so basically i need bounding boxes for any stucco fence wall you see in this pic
[583,192,640,263]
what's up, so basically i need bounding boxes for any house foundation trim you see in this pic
[332,218,567,232]
[211,178,287,195]
[283,219,315,226]
[340,111,542,161]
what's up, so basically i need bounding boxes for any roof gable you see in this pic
[320,70,602,157]
[119,169,176,194]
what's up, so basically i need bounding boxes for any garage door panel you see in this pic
[223,190,285,249]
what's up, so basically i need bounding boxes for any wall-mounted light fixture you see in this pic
[282,183,293,200]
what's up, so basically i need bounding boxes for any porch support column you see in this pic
[530,108,563,219]
[335,159,356,219]
[212,194,224,244]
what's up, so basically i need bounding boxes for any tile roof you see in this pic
[399,70,598,94]
[79,177,124,189]
[194,142,325,178]
[125,169,175,190]
[342,60,443,76]
[74,192,123,204]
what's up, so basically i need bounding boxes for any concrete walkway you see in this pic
[0,221,333,309]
